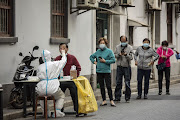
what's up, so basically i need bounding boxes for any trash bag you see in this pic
[73,76,98,114]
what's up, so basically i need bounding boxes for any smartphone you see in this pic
[98,56,102,59]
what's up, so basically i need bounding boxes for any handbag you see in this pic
[156,62,166,70]
[156,49,168,70]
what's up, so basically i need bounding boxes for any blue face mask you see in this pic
[143,43,149,48]
[99,44,106,49]
[121,42,127,47]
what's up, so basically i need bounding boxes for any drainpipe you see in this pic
[151,11,156,80]
[90,10,96,90]
[175,5,179,51]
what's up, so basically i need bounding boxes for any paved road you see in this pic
[17,83,180,120]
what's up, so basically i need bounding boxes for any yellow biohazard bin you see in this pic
[73,76,98,114]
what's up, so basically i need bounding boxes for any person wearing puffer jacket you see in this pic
[134,38,159,100]
[36,50,67,117]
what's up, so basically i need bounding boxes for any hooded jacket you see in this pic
[134,46,159,70]
[36,50,67,95]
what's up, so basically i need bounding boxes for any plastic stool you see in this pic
[35,95,56,120]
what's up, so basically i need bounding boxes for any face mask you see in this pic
[121,42,127,47]
[143,43,149,48]
[163,47,167,50]
[99,44,106,49]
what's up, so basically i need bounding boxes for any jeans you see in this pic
[137,69,151,96]
[97,73,113,101]
[158,67,170,92]
[114,66,131,100]
[60,82,78,113]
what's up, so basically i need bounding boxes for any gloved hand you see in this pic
[61,50,65,57]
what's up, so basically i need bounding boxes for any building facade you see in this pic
[0,0,180,107]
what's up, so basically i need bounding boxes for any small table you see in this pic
[0,89,3,120]
[16,78,75,117]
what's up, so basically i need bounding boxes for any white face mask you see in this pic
[163,47,167,50]
[99,44,106,49]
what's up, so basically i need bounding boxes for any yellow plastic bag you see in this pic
[73,76,98,114]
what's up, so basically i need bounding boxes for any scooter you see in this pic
[10,46,39,109]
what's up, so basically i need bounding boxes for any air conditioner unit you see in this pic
[77,0,98,8]
[119,0,133,5]
[148,0,161,10]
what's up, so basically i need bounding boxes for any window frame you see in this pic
[50,0,68,38]
[0,0,17,44]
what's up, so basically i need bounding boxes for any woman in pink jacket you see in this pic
[157,41,174,95]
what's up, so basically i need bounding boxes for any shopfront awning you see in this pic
[128,19,149,27]
[97,7,125,15]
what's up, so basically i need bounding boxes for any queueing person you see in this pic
[175,50,180,59]
[36,50,67,117]
[55,43,81,116]
[157,41,174,95]
[90,38,116,107]
[134,38,159,99]
[114,36,133,103]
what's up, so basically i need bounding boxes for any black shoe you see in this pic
[100,103,107,106]
[110,103,116,107]
[158,91,162,95]
[136,95,141,99]
[126,99,130,103]
[144,94,148,99]
[76,113,87,117]
[166,92,170,95]
[114,99,121,102]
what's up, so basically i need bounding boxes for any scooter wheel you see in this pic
[10,91,23,109]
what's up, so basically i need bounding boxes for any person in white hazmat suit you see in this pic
[36,50,67,117]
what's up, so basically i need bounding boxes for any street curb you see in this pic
[3,77,180,120]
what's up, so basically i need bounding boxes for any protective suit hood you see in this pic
[41,50,51,62]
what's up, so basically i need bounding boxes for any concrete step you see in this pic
[3,75,180,120]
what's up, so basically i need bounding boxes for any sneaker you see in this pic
[144,94,148,99]
[126,99,130,103]
[166,92,170,95]
[136,95,141,99]
[158,91,162,95]
[114,99,121,102]
[53,110,65,118]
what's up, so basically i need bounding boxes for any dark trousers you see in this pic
[158,67,170,92]
[97,73,113,101]
[114,66,131,100]
[60,82,78,113]
[137,69,151,96]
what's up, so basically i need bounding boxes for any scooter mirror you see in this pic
[33,46,39,51]
[19,52,23,56]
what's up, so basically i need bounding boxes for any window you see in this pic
[0,0,14,37]
[51,0,68,38]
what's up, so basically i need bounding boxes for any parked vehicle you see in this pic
[10,46,39,109]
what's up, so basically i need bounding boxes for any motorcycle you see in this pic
[10,46,39,109]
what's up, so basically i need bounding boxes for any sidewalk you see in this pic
[3,75,180,120]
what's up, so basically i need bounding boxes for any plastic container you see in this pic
[70,65,77,79]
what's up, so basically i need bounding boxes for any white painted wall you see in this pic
[0,0,96,84]
[128,0,149,45]
[68,10,96,75]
